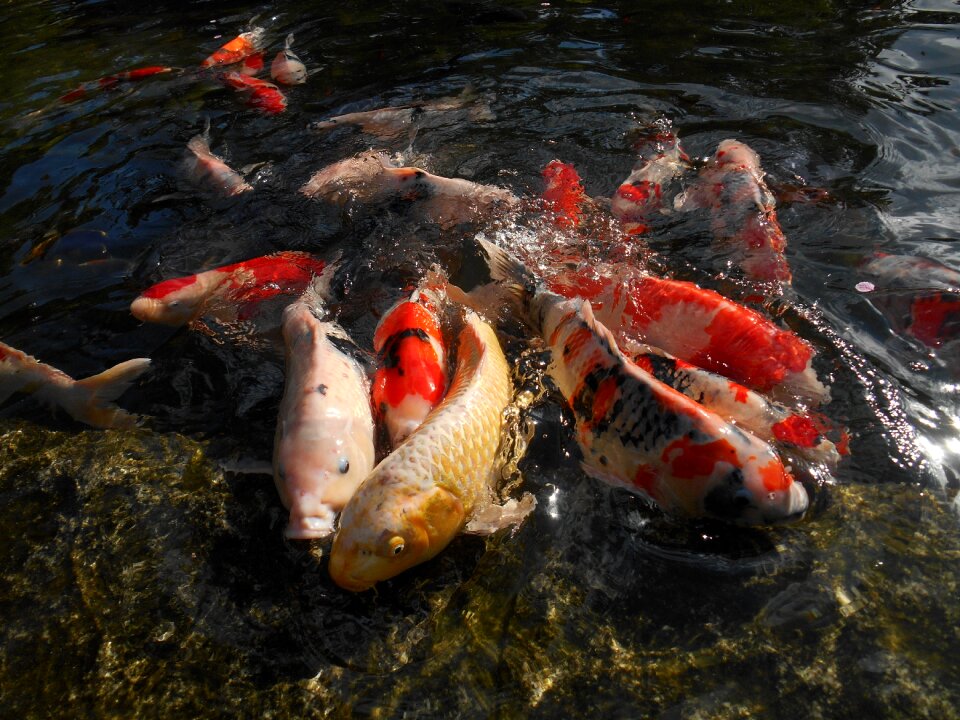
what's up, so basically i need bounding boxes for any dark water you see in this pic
[1,1,959,718]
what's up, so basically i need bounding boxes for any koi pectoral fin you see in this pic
[463,492,537,536]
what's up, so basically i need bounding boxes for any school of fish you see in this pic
[17,19,950,594]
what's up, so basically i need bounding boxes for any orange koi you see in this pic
[220,71,287,114]
[59,66,175,103]
[200,27,266,68]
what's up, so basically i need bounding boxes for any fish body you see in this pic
[611,125,689,234]
[542,160,586,229]
[0,341,150,429]
[479,239,808,525]
[239,52,265,76]
[220,71,287,114]
[329,310,512,591]
[273,285,375,539]
[201,27,266,68]
[130,251,332,326]
[270,34,307,85]
[372,274,448,448]
[182,126,253,197]
[59,66,175,103]
[675,139,791,284]
[546,265,829,405]
[627,344,842,467]
[301,151,517,225]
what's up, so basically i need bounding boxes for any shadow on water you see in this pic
[1,0,960,717]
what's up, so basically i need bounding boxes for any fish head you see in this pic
[328,482,465,591]
[130,275,207,325]
[702,464,809,525]
[713,139,761,173]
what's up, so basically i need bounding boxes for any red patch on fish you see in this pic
[202,34,260,68]
[225,252,327,303]
[590,376,620,426]
[542,160,585,228]
[728,381,749,404]
[771,414,820,448]
[661,435,740,480]
[758,458,793,492]
[909,292,960,348]
[632,464,657,492]
[141,274,200,299]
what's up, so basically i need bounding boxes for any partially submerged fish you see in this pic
[546,264,830,405]
[59,66,176,103]
[541,160,586,229]
[181,121,253,197]
[270,34,307,85]
[611,123,689,235]
[220,71,287,114]
[201,26,266,68]
[329,310,519,591]
[372,272,448,448]
[0,341,150,429]
[478,238,809,525]
[273,282,376,539]
[130,251,333,326]
[675,139,791,285]
[300,150,517,226]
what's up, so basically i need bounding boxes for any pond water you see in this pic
[1,1,959,717]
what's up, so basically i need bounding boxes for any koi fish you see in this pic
[308,89,495,139]
[220,71,287,114]
[301,150,517,226]
[181,121,253,197]
[675,139,791,284]
[329,310,516,591]
[0,341,150,429]
[542,160,586,229]
[200,26,266,68]
[545,263,830,405]
[610,123,689,235]
[371,272,448,448]
[270,34,307,85]
[240,52,265,76]
[59,66,175,103]
[130,251,334,327]
[626,343,843,467]
[860,253,960,350]
[478,238,809,525]
[273,282,376,539]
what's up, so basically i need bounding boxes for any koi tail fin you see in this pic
[284,33,295,51]
[64,358,152,428]
[476,237,539,305]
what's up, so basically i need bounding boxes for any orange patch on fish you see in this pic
[758,458,793,492]
[661,435,739,480]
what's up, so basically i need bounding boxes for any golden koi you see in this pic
[328,310,514,591]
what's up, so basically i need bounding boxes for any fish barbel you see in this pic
[479,238,809,525]
[0,341,150,429]
[273,282,375,539]
[329,310,513,591]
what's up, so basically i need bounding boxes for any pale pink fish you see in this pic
[270,34,307,85]
[182,123,253,197]
[300,150,517,226]
[273,281,376,539]
[0,341,150,429]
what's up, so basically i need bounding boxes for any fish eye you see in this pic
[338,458,350,474]
[389,536,404,555]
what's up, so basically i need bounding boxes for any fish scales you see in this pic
[328,311,512,591]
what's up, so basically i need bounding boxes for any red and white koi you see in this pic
[273,282,375,539]
[239,52,265,76]
[545,264,830,405]
[220,71,287,114]
[59,66,175,104]
[626,343,843,467]
[675,139,791,285]
[479,238,809,525]
[329,310,519,591]
[200,26,266,68]
[130,251,333,327]
[0,341,150,429]
[270,34,307,85]
[300,150,517,226]
[181,122,253,197]
[371,272,448,448]
[611,124,689,235]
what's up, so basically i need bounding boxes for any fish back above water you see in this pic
[270,34,307,85]
[328,310,512,591]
